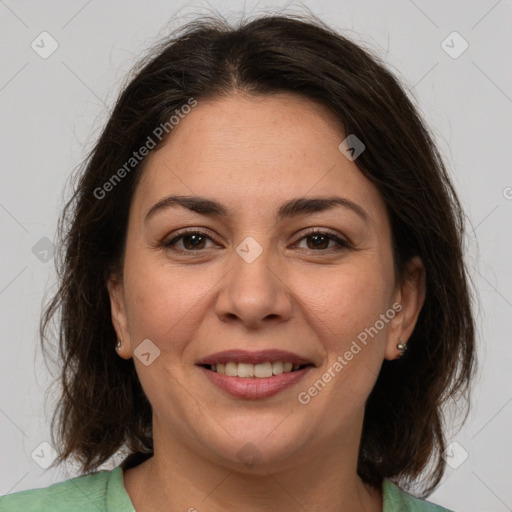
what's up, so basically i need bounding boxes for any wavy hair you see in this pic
[42,13,475,497]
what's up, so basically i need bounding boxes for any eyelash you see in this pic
[162,228,351,254]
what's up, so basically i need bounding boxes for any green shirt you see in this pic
[0,465,452,511]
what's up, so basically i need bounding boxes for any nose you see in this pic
[214,243,294,330]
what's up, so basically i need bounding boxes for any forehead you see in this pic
[132,92,387,224]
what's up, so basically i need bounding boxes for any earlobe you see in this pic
[107,276,132,359]
[384,256,426,360]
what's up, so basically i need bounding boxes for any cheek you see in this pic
[294,260,394,398]
[122,248,222,352]
[295,261,393,341]
[292,266,394,432]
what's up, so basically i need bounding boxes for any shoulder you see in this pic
[382,479,453,512]
[0,466,134,512]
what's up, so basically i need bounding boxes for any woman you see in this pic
[0,13,475,512]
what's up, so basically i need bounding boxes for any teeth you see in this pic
[254,362,273,378]
[272,361,283,375]
[237,363,254,378]
[225,362,238,377]
[212,361,303,378]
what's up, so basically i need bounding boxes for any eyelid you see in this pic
[291,227,352,249]
[162,227,220,247]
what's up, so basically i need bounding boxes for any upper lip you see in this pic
[196,349,315,366]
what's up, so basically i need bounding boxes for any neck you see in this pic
[123,415,382,512]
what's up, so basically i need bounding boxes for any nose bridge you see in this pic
[214,235,293,328]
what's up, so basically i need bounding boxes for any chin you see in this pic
[197,425,309,474]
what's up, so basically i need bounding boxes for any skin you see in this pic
[108,91,425,512]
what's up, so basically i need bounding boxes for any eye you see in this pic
[162,228,350,254]
[294,229,350,252]
[163,230,218,252]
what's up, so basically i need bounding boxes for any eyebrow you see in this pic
[144,195,369,224]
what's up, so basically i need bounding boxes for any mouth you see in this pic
[196,349,315,399]
[200,361,313,378]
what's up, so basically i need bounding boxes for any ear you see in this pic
[384,256,426,360]
[107,274,133,359]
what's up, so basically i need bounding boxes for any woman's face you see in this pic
[109,91,424,471]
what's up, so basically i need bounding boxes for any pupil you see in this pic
[308,234,328,249]
[184,234,204,250]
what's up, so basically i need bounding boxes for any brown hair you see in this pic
[42,13,475,497]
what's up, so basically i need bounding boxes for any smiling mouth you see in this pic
[200,361,313,378]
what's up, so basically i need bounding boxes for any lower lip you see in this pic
[198,365,313,399]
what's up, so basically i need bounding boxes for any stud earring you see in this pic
[116,339,122,351]
[397,339,408,355]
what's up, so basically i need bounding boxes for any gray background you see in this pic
[1,1,511,510]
